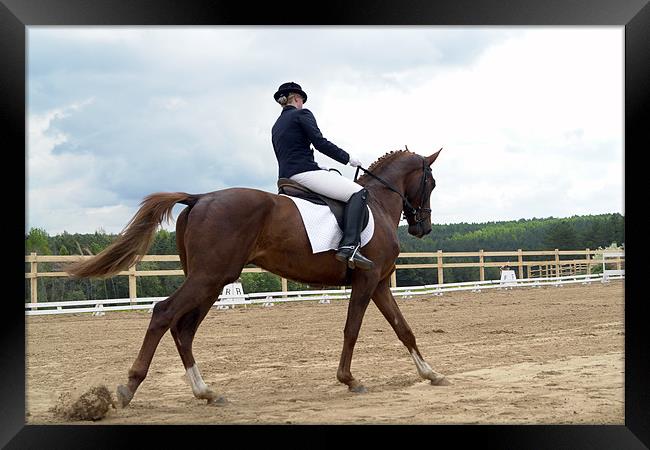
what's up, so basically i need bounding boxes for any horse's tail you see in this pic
[64,192,200,279]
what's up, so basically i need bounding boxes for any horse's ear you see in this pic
[426,147,443,166]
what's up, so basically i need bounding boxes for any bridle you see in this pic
[354,157,435,225]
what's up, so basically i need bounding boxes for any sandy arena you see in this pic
[26,280,624,424]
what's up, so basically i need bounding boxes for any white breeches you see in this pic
[290,169,363,202]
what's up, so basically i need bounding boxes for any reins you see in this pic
[354,157,434,223]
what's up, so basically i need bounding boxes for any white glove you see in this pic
[348,155,363,168]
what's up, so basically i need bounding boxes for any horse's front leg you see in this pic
[336,274,377,393]
[371,276,450,385]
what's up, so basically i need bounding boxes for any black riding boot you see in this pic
[335,189,374,270]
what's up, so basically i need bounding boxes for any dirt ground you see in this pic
[25,280,624,425]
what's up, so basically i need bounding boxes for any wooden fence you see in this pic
[25,249,624,304]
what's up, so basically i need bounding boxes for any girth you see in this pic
[277,178,369,231]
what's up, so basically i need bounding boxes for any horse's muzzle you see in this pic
[408,222,431,238]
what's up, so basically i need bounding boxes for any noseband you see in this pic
[403,159,434,224]
[354,157,435,224]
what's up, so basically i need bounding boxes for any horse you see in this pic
[65,147,448,407]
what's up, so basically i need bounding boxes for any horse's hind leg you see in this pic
[170,303,227,405]
[116,275,224,407]
[371,276,450,386]
[167,207,226,404]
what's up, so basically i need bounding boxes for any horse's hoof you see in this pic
[349,384,368,393]
[207,396,228,406]
[116,384,133,408]
[430,376,451,386]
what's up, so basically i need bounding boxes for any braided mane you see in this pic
[357,149,414,183]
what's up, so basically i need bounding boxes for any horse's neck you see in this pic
[362,169,407,228]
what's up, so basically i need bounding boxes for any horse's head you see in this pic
[403,148,442,238]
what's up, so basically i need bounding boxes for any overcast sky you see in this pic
[27,26,623,235]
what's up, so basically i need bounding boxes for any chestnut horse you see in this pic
[66,148,448,407]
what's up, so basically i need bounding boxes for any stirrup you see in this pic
[336,244,373,270]
[335,245,355,257]
[345,244,361,269]
[335,245,356,263]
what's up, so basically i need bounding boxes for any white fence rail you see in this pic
[25,272,623,316]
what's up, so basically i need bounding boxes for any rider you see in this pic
[271,81,373,271]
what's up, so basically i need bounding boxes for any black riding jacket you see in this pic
[271,105,350,179]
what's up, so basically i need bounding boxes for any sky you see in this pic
[26,26,624,235]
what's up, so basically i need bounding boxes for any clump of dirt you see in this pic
[424,328,446,334]
[51,385,116,421]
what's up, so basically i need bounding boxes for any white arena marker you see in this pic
[499,269,517,290]
[216,280,248,309]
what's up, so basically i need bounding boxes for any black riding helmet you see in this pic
[274,82,308,104]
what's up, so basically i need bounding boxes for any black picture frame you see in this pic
[2,0,648,447]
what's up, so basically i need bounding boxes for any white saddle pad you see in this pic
[281,194,375,254]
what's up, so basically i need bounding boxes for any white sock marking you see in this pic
[186,364,209,396]
[410,349,434,378]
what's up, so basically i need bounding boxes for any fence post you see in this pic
[479,249,485,281]
[129,264,137,305]
[517,249,523,279]
[390,270,397,288]
[437,250,444,285]
[281,277,288,297]
[30,252,38,305]
[554,249,560,278]
[586,248,591,274]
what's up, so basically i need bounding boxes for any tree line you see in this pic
[25,213,624,302]
[395,213,624,285]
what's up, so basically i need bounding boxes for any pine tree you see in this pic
[543,220,578,250]
[25,227,51,255]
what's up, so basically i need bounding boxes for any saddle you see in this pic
[277,178,369,231]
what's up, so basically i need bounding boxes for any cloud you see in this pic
[27,27,623,234]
